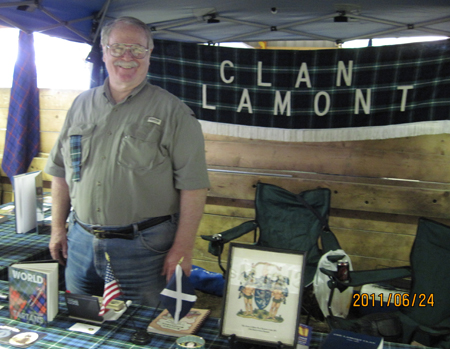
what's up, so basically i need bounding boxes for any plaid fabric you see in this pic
[2,31,40,184]
[145,39,450,140]
[70,135,82,182]
[9,272,48,325]
[27,279,48,318]
[0,203,51,281]
[0,202,433,348]
[0,281,431,349]
[8,288,27,316]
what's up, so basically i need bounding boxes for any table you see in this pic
[0,203,52,281]
[0,281,432,349]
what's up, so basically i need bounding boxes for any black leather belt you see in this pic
[75,215,171,240]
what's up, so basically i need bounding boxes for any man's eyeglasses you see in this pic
[106,43,149,59]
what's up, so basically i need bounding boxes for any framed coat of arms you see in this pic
[220,243,306,348]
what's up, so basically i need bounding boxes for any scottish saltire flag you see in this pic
[2,31,40,185]
[99,253,123,316]
[160,263,197,323]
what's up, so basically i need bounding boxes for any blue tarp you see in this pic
[0,0,449,45]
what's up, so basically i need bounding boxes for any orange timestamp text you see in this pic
[353,293,434,307]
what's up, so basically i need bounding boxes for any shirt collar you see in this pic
[102,77,148,105]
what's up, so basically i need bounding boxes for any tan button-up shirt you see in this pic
[45,78,210,225]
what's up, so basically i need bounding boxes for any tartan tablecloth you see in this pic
[0,201,434,349]
[0,205,51,281]
[0,281,431,349]
[0,199,433,349]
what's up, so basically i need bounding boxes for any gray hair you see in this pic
[101,16,154,50]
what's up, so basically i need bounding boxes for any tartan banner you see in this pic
[149,39,450,141]
[2,31,40,183]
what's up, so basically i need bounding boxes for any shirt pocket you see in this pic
[62,124,96,179]
[117,122,165,172]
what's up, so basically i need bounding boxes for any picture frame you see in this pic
[220,243,306,348]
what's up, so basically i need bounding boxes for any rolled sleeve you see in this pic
[44,137,66,178]
[171,111,210,190]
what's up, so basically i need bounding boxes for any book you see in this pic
[0,204,15,216]
[13,170,45,234]
[297,324,312,349]
[0,214,10,223]
[147,308,211,337]
[320,329,384,349]
[8,261,59,326]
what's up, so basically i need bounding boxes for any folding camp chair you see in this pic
[320,217,450,347]
[201,182,341,288]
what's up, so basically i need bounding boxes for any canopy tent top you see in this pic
[0,0,449,45]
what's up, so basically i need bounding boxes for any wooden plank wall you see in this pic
[1,88,450,275]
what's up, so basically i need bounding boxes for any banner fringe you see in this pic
[200,120,450,142]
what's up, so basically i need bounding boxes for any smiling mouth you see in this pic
[114,61,138,69]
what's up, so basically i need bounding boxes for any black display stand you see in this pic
[227,334,286,349]
[130,302,161,345]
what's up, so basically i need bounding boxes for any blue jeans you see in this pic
[65,213,178,307]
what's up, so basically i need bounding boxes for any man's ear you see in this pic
[102,46,106,62]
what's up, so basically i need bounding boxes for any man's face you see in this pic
[103,23,151,93]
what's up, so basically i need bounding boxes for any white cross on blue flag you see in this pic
[159,263,197,323]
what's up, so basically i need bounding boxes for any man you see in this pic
[240,279,255,316]
[45,16,210,306]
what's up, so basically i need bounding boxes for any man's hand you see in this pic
[49,226,68,265]
[161,188,207,282]
[163,247,193,282]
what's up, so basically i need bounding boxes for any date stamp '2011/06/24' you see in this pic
[353,293,434,308]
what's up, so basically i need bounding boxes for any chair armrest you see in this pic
[320,266,412,288]
[320,266,411,319]
[326,254,346,263]
[201,220,258,256]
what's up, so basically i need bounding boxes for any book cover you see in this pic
[297,324,312,349]
[147,308,211,337]
[320,329,384,349]
[8,262,59,326]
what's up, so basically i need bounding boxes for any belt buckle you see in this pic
[92,227,108,239]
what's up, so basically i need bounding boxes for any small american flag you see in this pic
[99,252,123,316]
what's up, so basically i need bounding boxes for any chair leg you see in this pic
[218,252,226,275]
[305,310,311,325]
